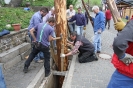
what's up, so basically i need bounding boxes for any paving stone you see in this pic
[70,12,116,88]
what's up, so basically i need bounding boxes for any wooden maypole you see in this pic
[54,0,68,87]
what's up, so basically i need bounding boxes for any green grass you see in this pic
[22,0,54,7]
[0,7,34,32]
[84,0,102,6]
[122,18,128,23]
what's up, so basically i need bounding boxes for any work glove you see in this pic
[83,27,86,30]
[114,18,126,31]
[120,57,133,66]
[60,54,65,57]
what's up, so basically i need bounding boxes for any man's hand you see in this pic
[120,57,133,66]
[83,27,86,30]
[114,18,126,31]
[60,54,65,57]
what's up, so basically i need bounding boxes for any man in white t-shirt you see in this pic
[66,5,76,33]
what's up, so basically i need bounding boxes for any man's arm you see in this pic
[99,13,105,31]
[30,28,36,42]
[68,15,76,22]
[65,41,82,56]
[34,16,42,25]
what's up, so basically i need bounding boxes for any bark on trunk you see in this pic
[54,0,68,87]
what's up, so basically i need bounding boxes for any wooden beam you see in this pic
[129,7,132,19]
[81,0,94,27]
[52,70,67,76]
[117,5,131,7]
[106,0,121,23]
[50,42,58,67]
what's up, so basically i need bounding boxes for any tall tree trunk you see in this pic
[54,0,68,87]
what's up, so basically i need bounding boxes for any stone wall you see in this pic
[0,28,28,53]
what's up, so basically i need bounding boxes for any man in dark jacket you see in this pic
[68,7,86,36]
[60,32,98,63]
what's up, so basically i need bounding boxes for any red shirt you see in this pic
[105,10,111,20]
[112,42,133,78]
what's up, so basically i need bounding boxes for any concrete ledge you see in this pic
[62,55,77,88]
[39,73,57,88]
[0,47,19,63]
[21,49,31,60]
[4,55,21,70]
[19,43,31,54]
[0,43,31,63]
[27,66,44,88]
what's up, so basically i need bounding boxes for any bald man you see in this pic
[66,5,76,33]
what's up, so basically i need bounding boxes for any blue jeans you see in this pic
[76,26,83,35]
[68,23,75,32]
[0,67,6,88]
[93,32,101,52]
[28,32,44,61]
[107,70,133,88]
[34,52,44,61]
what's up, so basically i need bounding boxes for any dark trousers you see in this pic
[105,19,111,29]
[78,51,97,63]
[24,43,50,74]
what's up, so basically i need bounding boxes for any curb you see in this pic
[27,66,44,88]
[62,55,77,88]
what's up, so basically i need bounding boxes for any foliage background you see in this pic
[0,0,102,32]
[0,8,34,32]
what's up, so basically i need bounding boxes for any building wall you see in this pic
[123,8,133,19]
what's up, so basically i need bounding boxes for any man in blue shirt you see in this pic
[68,7,86,35]
[28,7,48,63]
[92,6,105,53]
[24,17,60,77]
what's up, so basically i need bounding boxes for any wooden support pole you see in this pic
[81,0,94,27]
[50,42,58,67]
[106,0,121,23]
[129,7,132,19]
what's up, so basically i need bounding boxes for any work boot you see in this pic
[97,51,101,53]
[92,54,98,61]
[23,67,28,73]
[45,71,51,77]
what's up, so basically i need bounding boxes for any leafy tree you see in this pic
[66,0,77,9]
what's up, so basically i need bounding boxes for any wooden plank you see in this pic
[50,42,58,67]
[52,70,67,76]
[129,7,132,19]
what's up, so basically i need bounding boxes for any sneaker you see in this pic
[36,60,44,63]
[23,67,28,73]
[97,51,101,53]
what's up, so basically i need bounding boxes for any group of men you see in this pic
[0,3,132,88]
[23,5,106,77]
[63,5,133,88]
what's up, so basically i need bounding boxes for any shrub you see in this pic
[0,7,34,32]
